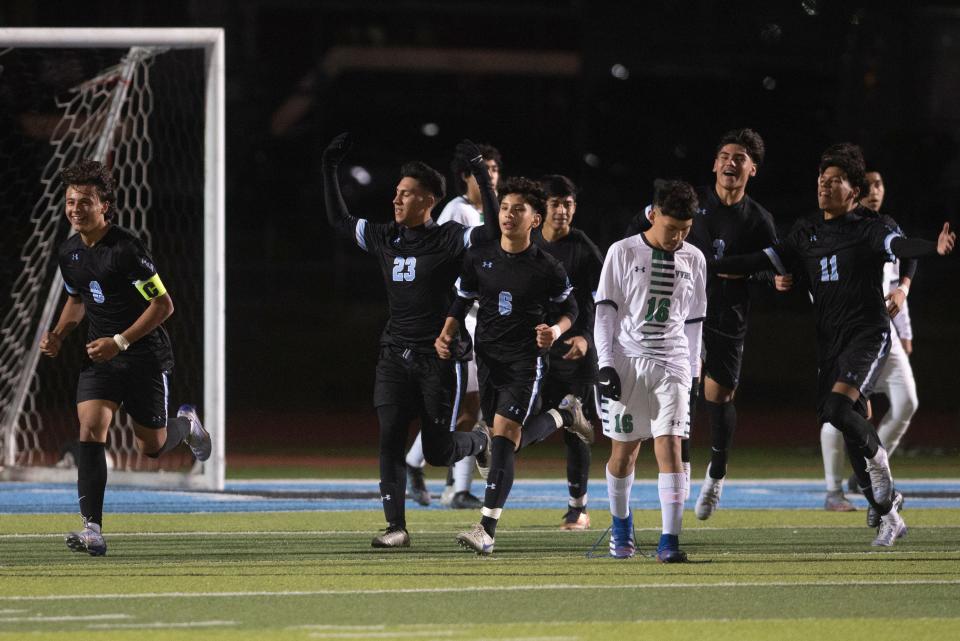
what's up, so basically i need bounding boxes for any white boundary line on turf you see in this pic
[0,613,130,622]
[2,580,960,601]
[221,478,960,485]
[87,620,236,629]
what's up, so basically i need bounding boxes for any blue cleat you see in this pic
[656,533,688,563]
[609,512,635,559]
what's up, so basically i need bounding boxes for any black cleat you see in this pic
[406,464,430,506]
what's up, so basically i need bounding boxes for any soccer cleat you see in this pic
[872,511,907,547]
[449,491,483,509]
[559,394,594,445]
[865,448,894,509]
[64,519,107,556]
[178,404,211,462]
[824,490,857,512]
[440,484,456,507]
[867,489,903,529]
[472,421,492,481]
[695,465,725,520]
[371,526,410,548]
[456,523,494,555]
[406,464,430,506]
[561,508,591,531]
[656,533,688,563]
[609,513,635,558]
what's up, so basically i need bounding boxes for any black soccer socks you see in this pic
[77,441,107,526]
[563,429,590,500]
[706,400,736,479]
[480,436,516,537]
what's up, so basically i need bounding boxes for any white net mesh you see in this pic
[0,45,206,480]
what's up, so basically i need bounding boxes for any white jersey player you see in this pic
[595,180,706,562]
[405,145,501,509]
[821,169,918,521]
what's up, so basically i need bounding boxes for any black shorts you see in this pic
[76,358,169,428]
[540,358,599,421]
[816,328,891,418]
[373,346,465,430]
[702,328,744,390]
[477,353,546,426]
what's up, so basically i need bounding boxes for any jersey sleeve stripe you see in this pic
[550,284,574,303]
[455,277,478,299]
[684,316,705,324]
[355,219,369,252]
[762,247,787,274]
[596,299,618,310]
[883,231,902,262]
[63,281,78,295]
[463,226,474,249]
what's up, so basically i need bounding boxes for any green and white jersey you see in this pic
[595,233,707,381]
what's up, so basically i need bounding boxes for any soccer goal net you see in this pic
[0,29,225,490]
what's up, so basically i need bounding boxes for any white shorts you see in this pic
[600,354,690,442]
[465,303,479,395]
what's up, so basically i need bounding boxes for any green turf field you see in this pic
[2,508,959,640]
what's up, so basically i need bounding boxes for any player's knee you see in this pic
[421,441,451,467]
[819,393,853,427]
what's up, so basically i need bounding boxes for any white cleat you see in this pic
[559,394,594,444]
[472,421,492,481]
[695,465,725,520]
[178,404,211,462]
[865,447,894,509]
[64,519,107,556]
[872,511,907,547]
[456,523,494,555]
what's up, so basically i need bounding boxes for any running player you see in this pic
[532,175,604,530]
[711,143,955,546]
[405,143,503,510]
[40,160,211,557]
[596,179,706,562]
[435,177,593,555]
[322,133,497,547]
[821,168,918,518]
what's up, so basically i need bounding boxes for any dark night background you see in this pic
[2,1,958,458]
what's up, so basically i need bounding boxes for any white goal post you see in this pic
[0,28,225,490]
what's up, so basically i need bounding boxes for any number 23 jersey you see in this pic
[596,233,707,381]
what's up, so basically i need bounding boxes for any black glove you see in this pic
[322,132,352,166]
[598,366,621,401]
[455,139,485,175]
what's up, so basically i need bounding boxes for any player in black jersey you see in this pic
[626,129,789,519]
[39,160,211,557]
[532,175,604,530]
[711,143,955,546]
[436,177,591,555]
[322,134,498,548]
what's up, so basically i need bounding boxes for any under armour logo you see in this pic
[508,405,521,415]
[382,494,392,501]
[634,266,645,273]
[810,234,818,243]
[486,483,497,490]
[70,251,81,261]
[482,261,493,269]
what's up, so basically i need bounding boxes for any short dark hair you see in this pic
[716,128,766,167]
[451,143,502,195]
[653,179,699,221]
[401,161,445,201]
[819,143,866,193]
[540,174,578,200]
[60,159,116,219]
[499,176,547,216]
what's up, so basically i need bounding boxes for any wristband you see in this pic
[896,283,910,297]
[550,325,562,341]
[113,333,130,351]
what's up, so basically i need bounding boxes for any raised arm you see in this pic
[888,222,955,258]
[455,139,500,244]
[321,132,360,241]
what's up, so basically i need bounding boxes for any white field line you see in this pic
[0,613,130,622]
[224,478,960,486]
[86,620,235,629]
[306,632,458,639]
[2,580,960,602]
[3,523,960,539]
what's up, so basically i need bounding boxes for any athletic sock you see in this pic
[606,465,634,519]
[820,423,845,492]
[77,441,107,527]
[822,392,881,458]
[843,434,890,516]
[480,436,516,537]
[405,432,425,468]
[518,411,561,449]
[452,455,473,493]
[681,461,691,502]
[563,429,590,503]
[379,481,405,530]
[658,472,685,536]
[145,416,190,458]
[706,400,736,479]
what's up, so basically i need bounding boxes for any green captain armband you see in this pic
[134,273,168,301]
